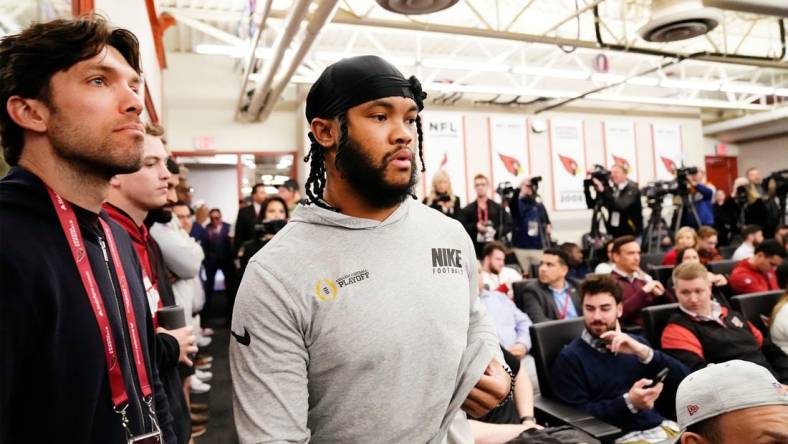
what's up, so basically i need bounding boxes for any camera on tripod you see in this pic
[642,180,676,202]
[496,181,516,201]
[589,164,611,184]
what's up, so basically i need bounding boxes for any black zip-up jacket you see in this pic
[0,167,176,443]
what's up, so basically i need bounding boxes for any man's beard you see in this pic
[334,134,417,210]
[144,207,173,227]
[48,105,143,180]
[585,319,617,338]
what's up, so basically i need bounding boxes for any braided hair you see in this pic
[303,75,427,209]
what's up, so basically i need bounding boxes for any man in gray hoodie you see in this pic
[230,55,511,443]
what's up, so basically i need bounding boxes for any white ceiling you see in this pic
[2,0,788,135]
[155,0,788,124]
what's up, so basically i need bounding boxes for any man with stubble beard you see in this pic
[550,274,688,443]
[230,55,511,443]
[0,17,175,443]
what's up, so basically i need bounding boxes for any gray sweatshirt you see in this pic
[230,197,501,443]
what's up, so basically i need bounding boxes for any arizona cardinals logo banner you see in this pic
[604,120,639,182]
[489,116,529,190]
[652,123,682,181]
[421,112,468,203]
[550,119,587,210]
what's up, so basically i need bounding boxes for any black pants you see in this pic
[203,259,238,323]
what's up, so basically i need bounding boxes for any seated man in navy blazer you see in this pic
[514,248,581,323]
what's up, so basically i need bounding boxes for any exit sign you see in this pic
[194,135,215,150]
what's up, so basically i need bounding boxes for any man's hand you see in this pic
[195,205,209,225]
[158,326,198,366]
[507,343,527,360]
[627,378,663,411]
[462,358,512,418]
[710,273,728,287]
[592,178,604,192]
[600,331,652,361]
[642,280,665,296]
[476,221,488,233]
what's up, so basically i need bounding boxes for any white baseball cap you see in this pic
[676,360,788,431]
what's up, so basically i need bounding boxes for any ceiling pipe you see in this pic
[235,0,274,120]
[167,11,245,46]
[257,0,340,121]
[245,0,312,119]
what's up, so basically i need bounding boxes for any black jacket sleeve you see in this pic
[156,332,181,370]
[0,253,37,442]
[517,285,550,324]
[583,179,596,209]
[146,307,177,444]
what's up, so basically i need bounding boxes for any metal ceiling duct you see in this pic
[375,0,459,15]
[639,0,723,42]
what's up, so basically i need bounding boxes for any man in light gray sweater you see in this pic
[230,55,511,444]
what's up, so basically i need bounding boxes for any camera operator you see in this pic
[586,164,643,238]
[744,167,781,238]
[510,176,551,274]
[239,196,289,276]
[680,168,714,228]
[714,177,748,246]
[423,170,462,220]
[462,174,512,259]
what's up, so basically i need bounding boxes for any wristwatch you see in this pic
[520,415,536,424]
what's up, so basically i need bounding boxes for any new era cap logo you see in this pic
[687,404,700,416]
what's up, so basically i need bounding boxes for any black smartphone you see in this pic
[645,368,669,389]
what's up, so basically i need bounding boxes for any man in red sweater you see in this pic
[105,124,198,443]
[729,239,786,295]
[610,235,674,325]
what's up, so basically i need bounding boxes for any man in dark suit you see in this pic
[461,174,511,259]
[514,248,581,323]
[204,208,238,322]
[234,183,266,256]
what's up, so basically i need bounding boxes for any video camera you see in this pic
[496,181,516,201]
[253,219,287,239]
[641,180,676,202]
[497,176,542,201]
[589,164,611,184]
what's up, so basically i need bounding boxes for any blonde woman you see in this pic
[423,170,462,220]
[662,226,698,265]
[770,291,788,355]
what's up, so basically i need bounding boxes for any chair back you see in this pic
[641,303,680,349]
[718,245,738,259]
[731,290,784,334]
[640,252,666,269]
[529,318,586,399]
[708,259,738,276]
[647,265,675,286]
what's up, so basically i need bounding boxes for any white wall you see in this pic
[188,164,239,230]
[95,0,163,119]
[737,136,788,176]
[164,53,298,152]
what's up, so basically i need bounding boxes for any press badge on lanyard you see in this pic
[527,220,539,237]
[610,211,621,228]
[46,187,163,443]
